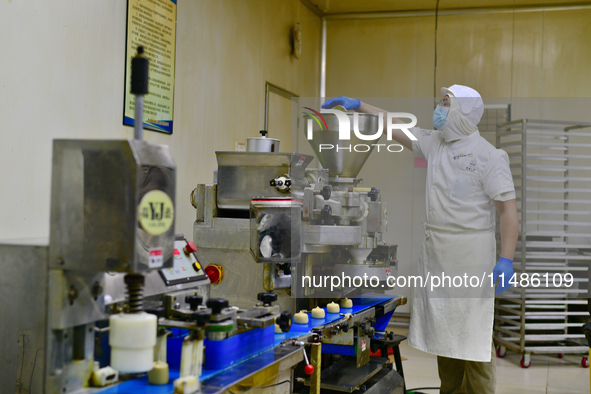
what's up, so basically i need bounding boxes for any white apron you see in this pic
[407,222,496,362]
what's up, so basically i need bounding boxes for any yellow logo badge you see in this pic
[138,190,174,236]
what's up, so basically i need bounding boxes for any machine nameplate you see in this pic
[138,190,175,236]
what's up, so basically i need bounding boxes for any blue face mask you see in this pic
[433,106,449,130]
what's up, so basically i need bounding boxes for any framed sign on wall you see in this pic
[123,0,177,134]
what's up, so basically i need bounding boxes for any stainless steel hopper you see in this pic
[303,112,381,178]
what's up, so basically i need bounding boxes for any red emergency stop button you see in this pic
[184,241,197,254]
[204,265,224,284]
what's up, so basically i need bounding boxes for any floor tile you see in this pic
[387,324,591,393]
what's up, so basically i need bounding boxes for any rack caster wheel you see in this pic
[496,347,506,358]
[582,357,589,368]
[557,353,563,359]
[520,354,531,368]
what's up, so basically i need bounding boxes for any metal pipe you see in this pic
[324,4,591,20]
[264,83,269,132]
[134,96,144,140]
[320,17,327,100]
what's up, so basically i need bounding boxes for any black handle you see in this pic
[277,311,292,333]
[321,186,331,201]
[131,46,149,95]
[194,310,211,327]
[257,292,278,305]
[368,187,379,202]
[206,298,229,315]
[185,295,203,311]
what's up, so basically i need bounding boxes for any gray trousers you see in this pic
[437,342,496,394]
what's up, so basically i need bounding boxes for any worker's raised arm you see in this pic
[322,96,414,151]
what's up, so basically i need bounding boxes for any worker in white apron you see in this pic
[323,85,519,393]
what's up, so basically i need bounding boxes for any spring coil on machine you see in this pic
[124,274,145,313]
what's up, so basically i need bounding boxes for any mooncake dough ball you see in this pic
[340,298,353,309]
[311,306,325,319]
[294,310,309,324]
[327,302,340,314]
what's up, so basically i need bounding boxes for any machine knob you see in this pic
[320,205,334,225]
[321,186,331,200]
[257,292,277,305]
[269,179,276,187]
[184,241,197,254]
[185,295,203,311]
[194,310,211,327]
[341,322,349,333]
[368,187,379,202]
[206,298,229,315]
[260,130,268,137]
[277,311,292,333]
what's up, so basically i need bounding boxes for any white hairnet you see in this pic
[441,85,484,126]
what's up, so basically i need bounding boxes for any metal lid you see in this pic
[247,137,280,142]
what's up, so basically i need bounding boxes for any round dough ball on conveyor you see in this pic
[275,323,283,334]
[148,361,169,385]
[340,298,353,309]
[311,306,325,319]
[326,302,340,314]
[294,310,309,324]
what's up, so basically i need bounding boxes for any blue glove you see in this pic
[322,96,361,110]
[493,256,514,294]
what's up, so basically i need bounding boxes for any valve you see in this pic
[257,292,277,306]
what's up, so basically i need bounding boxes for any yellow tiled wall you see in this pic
[325,8,591,311]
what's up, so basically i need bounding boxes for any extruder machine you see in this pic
[191,111,408,393]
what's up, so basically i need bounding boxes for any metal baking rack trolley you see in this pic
[494,119,591,368]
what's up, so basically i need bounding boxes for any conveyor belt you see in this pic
[98,296,396,393]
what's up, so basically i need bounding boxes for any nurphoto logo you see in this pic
[303,107,418,152]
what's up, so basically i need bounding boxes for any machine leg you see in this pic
[392,345,406,394]
[310,343,322,394]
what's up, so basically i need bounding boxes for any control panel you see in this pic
[159,235,208,286]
